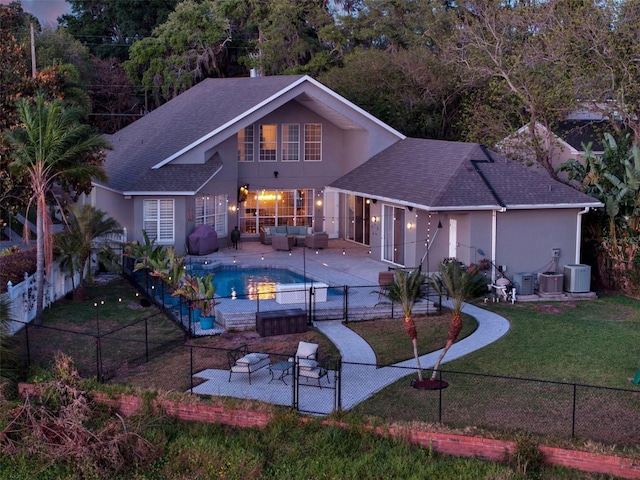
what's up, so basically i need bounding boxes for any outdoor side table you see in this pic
[269,360,293,384]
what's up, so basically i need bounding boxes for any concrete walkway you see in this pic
[189,238,511,412]
[191,297,510,413]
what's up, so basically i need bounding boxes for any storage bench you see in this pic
[256,308,307,337]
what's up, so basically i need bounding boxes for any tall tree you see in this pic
[319,47,464,139]
[4,94,110,324]
[124,0,241,107]
[439,0,579,178]
[247,0,336,75]
[567,0,640,144]
[60,0,178,61]
[0,4,79,227]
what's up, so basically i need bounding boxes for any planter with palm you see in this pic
[197,273,218,329]
[379,268,428,383]
[172,273,202,323]
[429,260,489,383]
[149,247,185,305]
[128,230,165,286]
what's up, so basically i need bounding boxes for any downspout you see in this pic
[491,209,505,283]
[575,207,590,264]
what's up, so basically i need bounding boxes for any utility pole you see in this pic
[30,23,36,78]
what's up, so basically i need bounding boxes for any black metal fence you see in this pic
[12,312,185,382]
[13,317,640,445]
[117,344,640,446]
[123,266,442,336]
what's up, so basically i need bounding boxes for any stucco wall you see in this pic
[495,209,579,275]
[93,187,134,233]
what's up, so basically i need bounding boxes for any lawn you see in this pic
[16,276,640,448]
[348,295,640,447]
[346,312,477,366]
[13,278,186,379]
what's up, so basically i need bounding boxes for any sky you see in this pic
[1,0,72,26]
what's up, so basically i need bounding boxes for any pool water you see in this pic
[192,266,313,299]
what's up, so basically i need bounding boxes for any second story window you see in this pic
[304,123,322,161]
[282,124,300,162]
[259,124,277,162]
[237,126,254,162]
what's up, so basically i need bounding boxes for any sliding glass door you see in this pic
[346,194,370,245]
[382,205,405,265]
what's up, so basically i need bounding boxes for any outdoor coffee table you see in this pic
[269,360,293,384]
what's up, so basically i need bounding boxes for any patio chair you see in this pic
[288,341,319,375]
[298,355,331,387]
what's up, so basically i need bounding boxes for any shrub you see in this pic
[0,248,36,293]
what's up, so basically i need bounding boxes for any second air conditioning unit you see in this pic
[564,264,591,293]
[539,272,564,293]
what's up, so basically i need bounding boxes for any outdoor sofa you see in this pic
[259,225,312,245]
[228,344,270,384]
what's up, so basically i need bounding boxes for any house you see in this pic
[88,74,602,280]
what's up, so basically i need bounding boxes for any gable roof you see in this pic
[328,138,602,211]
[99,75,404,194]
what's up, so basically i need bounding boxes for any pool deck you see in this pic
[185,238,437,331]
[188,238,394,287]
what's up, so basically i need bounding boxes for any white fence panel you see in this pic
[5,261,81,335]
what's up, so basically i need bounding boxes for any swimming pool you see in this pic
[191,265,314,299]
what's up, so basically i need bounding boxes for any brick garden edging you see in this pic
[18,384,640,479]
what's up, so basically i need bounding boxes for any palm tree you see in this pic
[56,204,122,301]
[0,294,20,398]
[5,94,110,324]
[429,261,488,379]
[380,268,428,381]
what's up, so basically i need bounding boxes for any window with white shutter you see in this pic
[143,199,174,244]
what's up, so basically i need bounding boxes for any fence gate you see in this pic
[294,356,341,415]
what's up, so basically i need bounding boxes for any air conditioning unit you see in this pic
[539,272,564,293]
[564,264,591,293]
[513,272,534,295]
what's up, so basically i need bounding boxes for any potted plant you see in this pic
[130,231,166,289]
[164,247,186,305]
[197,273,218,330]
[172,273,202,323]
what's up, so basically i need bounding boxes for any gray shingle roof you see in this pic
[124,153,223,194]
[329,138,601,209]
[101,75,305,193]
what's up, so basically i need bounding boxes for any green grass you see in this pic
[0,413,605,479]
[14,279,186,378]
[347,312,477,366]
[447,295,640,387]
[348,295,640,447]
